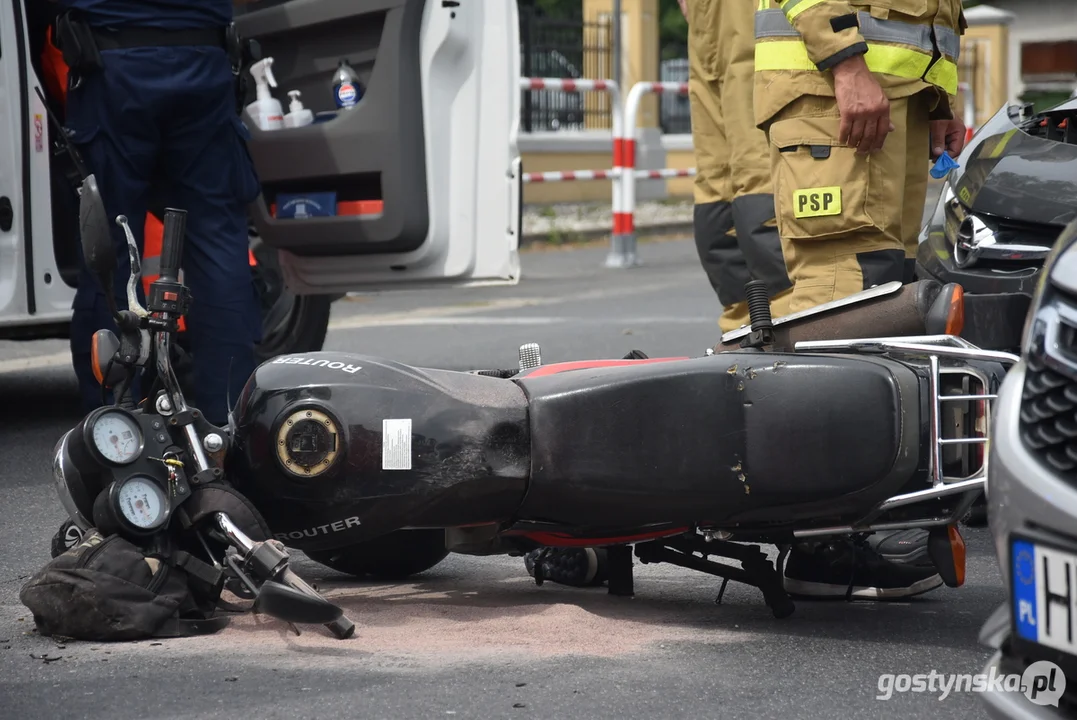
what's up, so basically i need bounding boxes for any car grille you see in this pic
[1020,309,1077,476]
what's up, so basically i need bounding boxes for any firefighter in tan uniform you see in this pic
[752,0,969,598]
[754,0,968,314]
[521,0,959,599]
[683,0,793,334]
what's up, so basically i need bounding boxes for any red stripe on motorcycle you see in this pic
[521,357,687,378]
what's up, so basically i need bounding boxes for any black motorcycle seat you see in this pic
[515,352,923,529]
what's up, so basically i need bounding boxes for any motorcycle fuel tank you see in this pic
[228,352,532,552]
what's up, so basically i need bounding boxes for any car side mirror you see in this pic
[78,174,115,295]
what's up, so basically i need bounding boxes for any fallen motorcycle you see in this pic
[48,175,355,638]
[220,270,1018,617]
[48,185,1020,625]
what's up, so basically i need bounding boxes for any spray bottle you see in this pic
[246,58,284,131]
[283,90,314,128]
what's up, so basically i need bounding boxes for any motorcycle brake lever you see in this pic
[116,215,149,319]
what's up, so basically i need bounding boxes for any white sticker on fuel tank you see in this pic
[382,419,412,470]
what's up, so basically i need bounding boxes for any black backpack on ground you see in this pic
[19,530,230,641]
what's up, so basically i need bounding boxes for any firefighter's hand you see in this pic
[678,0,688,20]
[931,118,967,160]
[833,54,893,154]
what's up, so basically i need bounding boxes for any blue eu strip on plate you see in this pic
[1012,538,1039,642]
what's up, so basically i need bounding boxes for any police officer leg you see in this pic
[163,123,260,426]
[158,49,262,426]
[65,77,156,413]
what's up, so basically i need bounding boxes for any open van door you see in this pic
[0,0,32,323]
[233,0,523,296]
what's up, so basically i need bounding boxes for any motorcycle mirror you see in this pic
[78,174,116,294]
[252,580,344,626]
[91,329,126,389]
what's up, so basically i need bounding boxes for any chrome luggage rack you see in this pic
[788,334,1020,538]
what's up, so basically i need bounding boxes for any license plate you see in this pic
[1012,536,1077,656]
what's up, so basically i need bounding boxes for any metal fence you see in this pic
[519,9,613,132]
[517,11,693,134]
[659,57,691,134]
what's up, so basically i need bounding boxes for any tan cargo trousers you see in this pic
[763,91,933,314]
[686,0,792,333]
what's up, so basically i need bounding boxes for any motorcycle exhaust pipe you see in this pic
[715,280,964,353]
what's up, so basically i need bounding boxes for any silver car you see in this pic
[979,218,1077,717]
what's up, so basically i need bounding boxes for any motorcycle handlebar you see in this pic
[159,209,187,282]
[280,567,356,639]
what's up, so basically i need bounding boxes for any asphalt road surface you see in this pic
[0,227,1010,719]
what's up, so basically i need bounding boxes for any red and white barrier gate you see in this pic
[519,78,624,235]
[609,81,695,268]
[958,81,977,145]
[519,78,696,268]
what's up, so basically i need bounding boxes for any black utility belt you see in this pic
[54,13,238,78]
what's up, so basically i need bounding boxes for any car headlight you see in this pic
[1021,220,1077,354]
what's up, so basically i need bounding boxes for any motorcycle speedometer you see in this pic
[84,408,144,466]
[109,475,170,533]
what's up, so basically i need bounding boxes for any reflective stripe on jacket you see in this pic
[754,0,966,126]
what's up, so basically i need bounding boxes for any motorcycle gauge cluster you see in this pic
[84,408,144,466]
[96,474,171,535]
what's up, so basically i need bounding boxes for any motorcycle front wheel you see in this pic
[305,530,450,580]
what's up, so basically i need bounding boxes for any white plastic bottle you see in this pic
[283,90,314,128]
[245,58,284,131]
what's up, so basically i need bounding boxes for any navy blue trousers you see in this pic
[65,45,262,425]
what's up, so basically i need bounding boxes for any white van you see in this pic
[0,0,522,359]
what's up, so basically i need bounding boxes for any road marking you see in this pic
[0,281,704,375]
[0,351,72,375]
[328,315,715,327]
[328,281,682,330]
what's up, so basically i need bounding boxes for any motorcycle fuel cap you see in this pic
[275,408,341,478]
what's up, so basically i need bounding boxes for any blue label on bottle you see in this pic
[335,82,359,108]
